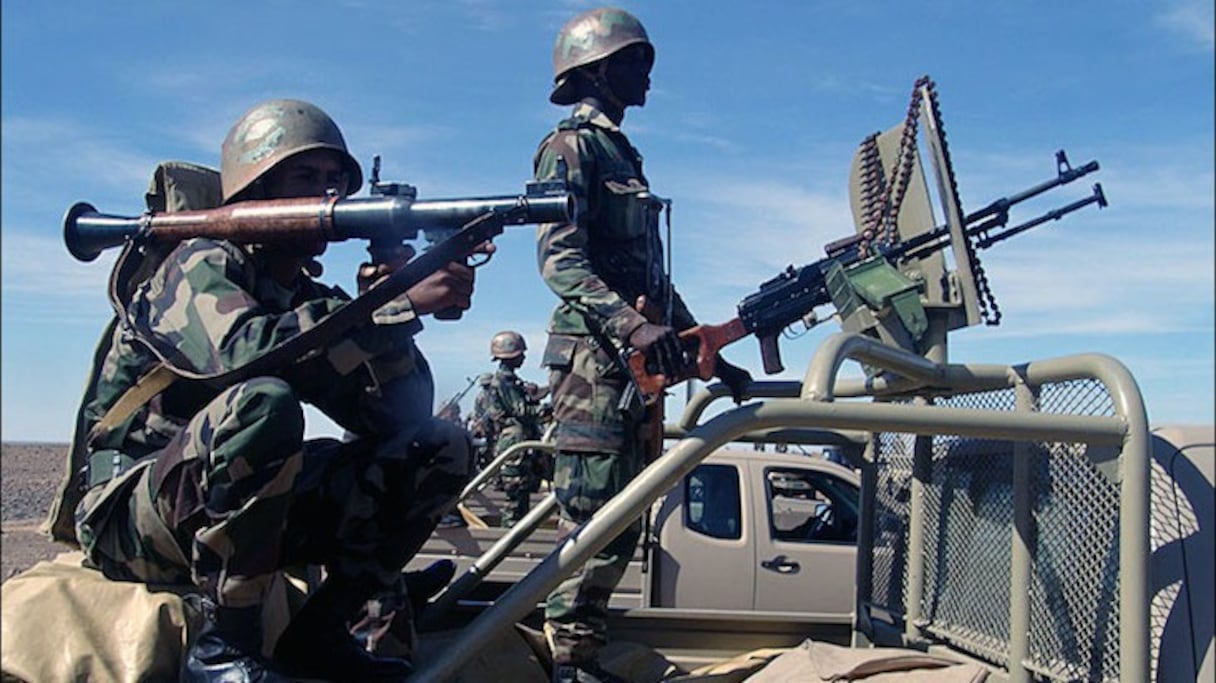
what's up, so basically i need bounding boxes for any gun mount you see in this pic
[625,75,1107,404]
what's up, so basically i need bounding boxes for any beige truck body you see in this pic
[409,349,1214,683]
[411,448,862,619]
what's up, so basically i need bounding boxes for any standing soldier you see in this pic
[472,330,550,527]
[46,99,482,682]
[532,8,752,682]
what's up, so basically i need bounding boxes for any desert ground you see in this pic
[1,443,74,581]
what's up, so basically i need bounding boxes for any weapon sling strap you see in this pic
[85,363,176,447]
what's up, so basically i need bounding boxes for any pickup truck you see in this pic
[410,446,862,618]
[407,353,1214,683]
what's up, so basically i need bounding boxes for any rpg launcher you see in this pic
[64,176,572,264]
[63,170,573,386]
[63,159,573,322]
[625,77,1107,404]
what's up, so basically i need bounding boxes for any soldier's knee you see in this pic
[234,378,302,423]
[214,377,304,466]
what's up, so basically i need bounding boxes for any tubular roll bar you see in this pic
[409,334,1150,683]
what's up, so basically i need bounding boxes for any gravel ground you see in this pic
[1,442,74,581]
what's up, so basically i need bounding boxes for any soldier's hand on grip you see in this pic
[628,322,685,379]
[357,244,415,295]
[407,261,478,316]
[358,242,496,317]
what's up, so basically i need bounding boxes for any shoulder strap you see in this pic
[86,364,177,447]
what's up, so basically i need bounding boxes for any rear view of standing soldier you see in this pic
[471,331,550,527]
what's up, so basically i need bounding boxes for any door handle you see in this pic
[760,554,800,574]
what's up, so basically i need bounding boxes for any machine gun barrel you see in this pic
[826,151,1101,262]
[63,189,573,263]
[974,183,1107,249]
[899,181,1106,261]
[965,152,1099,226]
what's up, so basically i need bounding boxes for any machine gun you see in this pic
[437,376,480,423]
[626,77,1107,404]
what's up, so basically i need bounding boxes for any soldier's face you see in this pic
[262,149,350,256]
[264,149,350,199]
[606,44,653,107]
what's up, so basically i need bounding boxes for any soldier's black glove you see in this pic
[714,355,753,404]
[628,322,685,379]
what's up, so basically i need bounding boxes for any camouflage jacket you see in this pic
[47,237,433,543]
[533,102,696,347]
[469,365,544,450]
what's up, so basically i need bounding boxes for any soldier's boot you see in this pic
[182,599,292,683]
[551,660,628,683]
[273,575,413,682]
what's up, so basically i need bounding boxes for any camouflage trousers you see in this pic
[76,376,471,608]
[496,431,545,527]
[545,451,643,664]
[542,335,646,664]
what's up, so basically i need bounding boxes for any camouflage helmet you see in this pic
[490,330,527,360]
[220,98,363,204]
[550,7,653,105]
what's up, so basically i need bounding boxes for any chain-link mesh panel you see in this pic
[869,431,914,616]
[1039,378,1114,417]
[864,379,1133,681]
[918,433,1017,664]
[1024,440,1120,681]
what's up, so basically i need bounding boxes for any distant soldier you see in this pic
[468,372,496,469]
[471,331,550,527]
[532,8,751,682]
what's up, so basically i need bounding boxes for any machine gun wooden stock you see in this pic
[626,150,1107,404]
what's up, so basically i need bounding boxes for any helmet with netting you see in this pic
[220,99,362,204]
[550,7,653,105]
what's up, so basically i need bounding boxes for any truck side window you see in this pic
[683,464,741,540]
[766,468,860,544]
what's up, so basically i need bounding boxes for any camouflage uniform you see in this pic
[534,101,696,663]
[473,363,547,527]
[53,236,470,611]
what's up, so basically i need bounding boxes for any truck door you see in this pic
[750,462,859,617]
[653,462,754,609]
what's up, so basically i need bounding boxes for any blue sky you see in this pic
[2,1,1212,442]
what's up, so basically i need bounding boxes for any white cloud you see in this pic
[2,116,159,196]
[1156,0,1216,51]
[1,232,115,299]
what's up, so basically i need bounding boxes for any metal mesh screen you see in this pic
[864,378,1128,681]
[919,432,1017,665]
[1023,440,1120,681]
[869,431,914,615]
